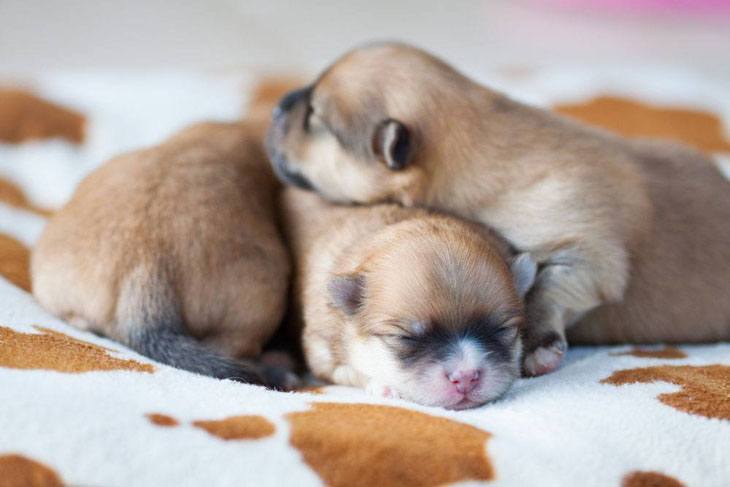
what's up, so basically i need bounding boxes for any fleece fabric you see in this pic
[0,68,728,487]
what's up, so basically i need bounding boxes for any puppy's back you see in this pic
[570,142,730,343]
[32,122,290,385]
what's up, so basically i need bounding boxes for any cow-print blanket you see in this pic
[0,69,728,487]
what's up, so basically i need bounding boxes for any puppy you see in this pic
[32,121,292,388]
[280,188,536,409]
[266,42,730,376]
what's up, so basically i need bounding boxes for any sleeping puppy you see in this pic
[266,42,730,376]
[280,187,536,409]
[32,121,293,388]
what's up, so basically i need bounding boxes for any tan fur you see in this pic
[267,43,730,364]
[569,140,730,343]
[32,121,289,359]
[280,188,524,406]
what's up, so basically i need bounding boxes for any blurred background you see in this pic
[0,0,728,214]
[2,0,730,77]
[0,0,728,296]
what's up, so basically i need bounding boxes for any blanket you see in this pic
[0,68,728,487]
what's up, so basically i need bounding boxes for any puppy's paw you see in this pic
[366,381,401,399]
[263,365,301,391]
[522,333,567,377]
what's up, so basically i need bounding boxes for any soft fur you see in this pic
[266,42,730,376]
[280,188,535,408]
[32,121,292,387]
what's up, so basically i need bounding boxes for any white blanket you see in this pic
[0,69,728,487]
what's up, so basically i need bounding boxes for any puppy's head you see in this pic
[266,42,486,206]
[329,219,536,409]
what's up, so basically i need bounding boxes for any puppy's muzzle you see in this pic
[265,86,316,191]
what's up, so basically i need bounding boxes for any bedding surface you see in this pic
[0,68,728,487]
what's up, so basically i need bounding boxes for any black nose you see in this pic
[273,86,311,119]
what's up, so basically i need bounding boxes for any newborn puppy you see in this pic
[267,42,730,376]
[280,188,536,409]
[32,122,292,388]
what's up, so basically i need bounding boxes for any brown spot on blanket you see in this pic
[554,96,730,154]
[0,234,31,292]
[0,454,63,487]
[0,89,85,144]
[193,415,275,440]
[287,402,493,487]
[622,470,685,487]
[613,346,687,360]
[602,365,730,420]
[0,178,53,216]
[296,386,326,395]
[146,413,179,427]
[0,325,154,373]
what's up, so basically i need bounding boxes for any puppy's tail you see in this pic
[114,265,294,390]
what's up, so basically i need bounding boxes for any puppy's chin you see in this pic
[449,398,484,411]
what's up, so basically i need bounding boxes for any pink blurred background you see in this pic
[537,0,730,13]
[1,0,729,76]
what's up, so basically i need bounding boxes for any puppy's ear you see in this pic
[372,119,412,170]
[328,273,365,315]
[511,253,537,298]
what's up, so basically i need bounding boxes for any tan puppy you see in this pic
[266,42,730,376]
[280,188,536,409]
[32,121,292,388]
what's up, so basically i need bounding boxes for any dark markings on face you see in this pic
[389,314,518,369]
[278,86,312,115]
[265,112,315,191]
[272,154,315,190]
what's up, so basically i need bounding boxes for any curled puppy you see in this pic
[32,121,292,388]
[280,188,536,409]
[267,42,730,376]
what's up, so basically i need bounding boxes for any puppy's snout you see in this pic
[273,86,311,119]
[448,369,480,394]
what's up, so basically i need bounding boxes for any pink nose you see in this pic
[448,369,480,394]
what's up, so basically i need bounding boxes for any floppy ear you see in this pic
[511,253,537,298]
[328,273,365,316]
[372,119,412,170]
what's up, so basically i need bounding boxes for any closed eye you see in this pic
[372,332,409,340]
[461,314,521,346]
[371,333,415,349]
[490,324,519,345]
[303,103,314,131]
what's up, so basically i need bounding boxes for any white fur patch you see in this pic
[447,339,486,374]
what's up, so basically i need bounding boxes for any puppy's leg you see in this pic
[522,246,629,376]
[522,287,568,377]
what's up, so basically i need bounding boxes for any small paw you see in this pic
[523,336,567,377]
[366,381,401,399]
[263,365,301,391]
